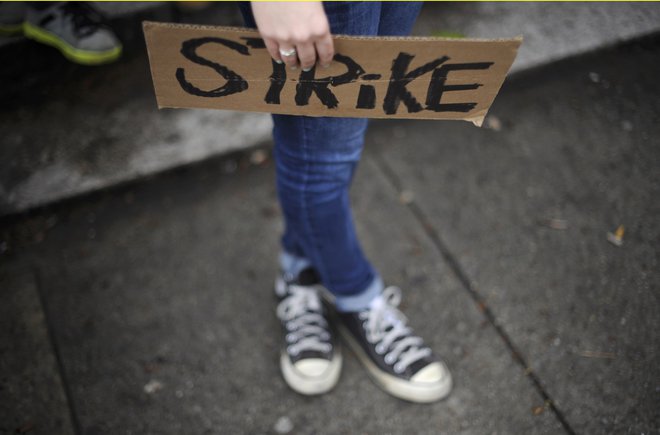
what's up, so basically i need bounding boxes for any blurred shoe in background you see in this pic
[21,2,122,65]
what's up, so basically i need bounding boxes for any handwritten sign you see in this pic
[143,22,522,126]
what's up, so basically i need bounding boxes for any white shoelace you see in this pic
[277,285,331,356]
[360,286,432,374]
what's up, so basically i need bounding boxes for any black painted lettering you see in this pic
[356,74,381,109]
[176,37,249,98]
[265,59,287,104]
[330,54,365,86]
[295,68,337,108]
[383,53,449,115]
[362,74,382,81]
[237,37,287,104]
[295,54,365,108]
[425,62,493,112]
[240,37,266,49]
[356,85,376,109]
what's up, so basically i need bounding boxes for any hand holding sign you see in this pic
[250,1,334,71]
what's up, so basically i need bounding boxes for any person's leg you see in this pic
[238,0,385,395]
[283,1,424,309]
[275,2,386,311]
[377,1,423,37]
[240,2,451,402]
[273,114,380,300]
[241,1,385,309]
[293,1,424,307]
[334,2,452,403]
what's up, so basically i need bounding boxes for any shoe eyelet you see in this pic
[384,353,395,364]
[287,346,299,356]
[286,333,295,343]
[393,363,404,374]
[375,343,385,354]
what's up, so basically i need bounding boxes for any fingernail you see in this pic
[290,66,298,71]
[321,64,330,69]
[275,59,283,64]
[302,67,312,72]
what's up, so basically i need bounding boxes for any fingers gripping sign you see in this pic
[250,1,335,71]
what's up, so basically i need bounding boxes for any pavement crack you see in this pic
[31,265,83,435]
[369,152,577,435]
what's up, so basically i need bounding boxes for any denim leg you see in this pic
[271,3,384,301]
[238,2,422,306]
[274,115,376,298]
[237,2,255,28]
[377,2,423,36]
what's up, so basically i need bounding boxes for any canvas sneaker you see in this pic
[24,2,121,65]
[336,286,452,403]
[275,268,342,395]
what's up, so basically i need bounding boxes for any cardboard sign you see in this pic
[143,21,522,126]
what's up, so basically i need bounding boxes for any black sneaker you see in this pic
[275,268,342,395]
[336,286,452,403]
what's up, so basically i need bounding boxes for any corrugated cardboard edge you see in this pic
[143,21,165,110]
[471,34,523,127]
[143,20,523,44]
[142,21,523,127]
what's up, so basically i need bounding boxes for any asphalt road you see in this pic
[1,31,659,435]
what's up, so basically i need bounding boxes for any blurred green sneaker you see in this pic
[24,2,122,65]
[0,2,26,35]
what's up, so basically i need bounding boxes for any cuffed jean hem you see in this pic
[280,250,380,311]
[280,250,312,279]
[334,275,383,312]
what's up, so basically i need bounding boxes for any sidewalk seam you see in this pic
[369,153,577,435]
[31,265,82,435]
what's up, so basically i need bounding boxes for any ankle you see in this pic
[334,276,384,313]
[279,250,312,279]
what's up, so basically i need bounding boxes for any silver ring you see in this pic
[279,48,297,57]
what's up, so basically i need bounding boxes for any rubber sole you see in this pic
[338,324,452,403]
[23,22,121,65]
[280,350,342,396]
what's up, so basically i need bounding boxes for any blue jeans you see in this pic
[239,2,422,310]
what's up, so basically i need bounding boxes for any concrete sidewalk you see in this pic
[1,32,658,434]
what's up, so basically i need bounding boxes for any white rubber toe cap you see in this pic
[411,362,450,383]
[281,353,342,395]
[294,358,332,377]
